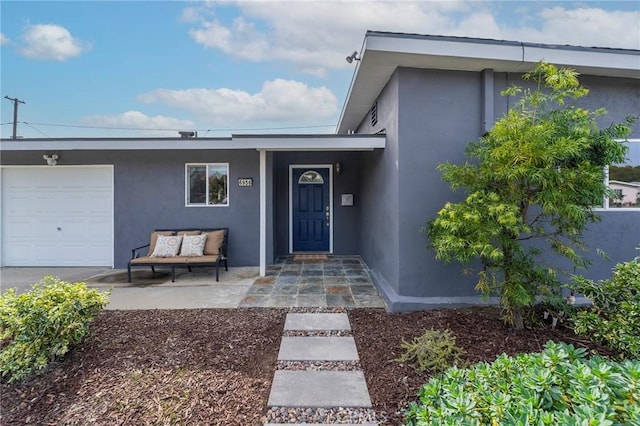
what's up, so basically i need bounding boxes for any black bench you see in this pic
[127,228,228,282]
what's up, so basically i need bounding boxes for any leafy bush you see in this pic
[568,256,640,357]
[0,276,110,382]
[395,328,465,374]
[405,341,640,426]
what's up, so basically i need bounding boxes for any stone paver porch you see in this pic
[239,256,385,308]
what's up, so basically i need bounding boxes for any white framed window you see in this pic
[601,139,640,210]
[185,163,229,206]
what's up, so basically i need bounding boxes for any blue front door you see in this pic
[292,168,330,252]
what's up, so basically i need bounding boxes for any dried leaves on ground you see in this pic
[2,306,616,425]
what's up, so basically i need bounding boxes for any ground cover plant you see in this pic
[394,328,465,374]
[405,341,640,425]
[426,62,635,329]
[0,276,109,382]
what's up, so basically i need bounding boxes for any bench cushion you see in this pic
[130,256,189,265]
[203,230,225,256]
[130,255,219,265]
[186,255,220,264]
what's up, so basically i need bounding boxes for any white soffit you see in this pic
[337,33,640,133]
[232,135,385,151]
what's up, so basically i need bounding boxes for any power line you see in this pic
[206,124,336,132]
[22,122,51,138]
[22,121,184,132]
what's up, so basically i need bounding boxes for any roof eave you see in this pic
[337,32,640,133]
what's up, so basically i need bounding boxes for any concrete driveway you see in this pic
[0,266,259,310]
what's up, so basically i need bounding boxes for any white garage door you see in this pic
[1,166,114,266]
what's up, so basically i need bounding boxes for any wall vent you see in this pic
[370,102,378,127]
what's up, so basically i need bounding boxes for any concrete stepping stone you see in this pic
[284,312,351,331]
[278,336,359,361]
[268,370,372,407]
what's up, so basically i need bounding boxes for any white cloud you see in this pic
[190,17,270,62]
[136,79,338,124]
[81,111,195,136]
[19,24,91,61]
[186,2,468,75]
[184,2,639,75]
[0,33,9,45]
[513,7,640,49]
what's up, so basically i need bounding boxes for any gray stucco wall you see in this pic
[273,151,362,257]
[495,72,640,275]
[358,66,639,311]
[494,73,640,138]
[357,72,401,295]
[1,150,261,268]
[396,68,483,299]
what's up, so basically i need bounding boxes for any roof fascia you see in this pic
[0,135,385,151]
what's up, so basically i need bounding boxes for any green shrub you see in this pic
[405,341,640,426]
[395,328,465,374]
[568,256,640,357]
[0,276,110,382]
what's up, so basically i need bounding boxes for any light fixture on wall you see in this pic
[43,154,58,166]
[345,51,360,63]
[335,162,342,175]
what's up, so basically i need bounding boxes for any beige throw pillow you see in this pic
[148,231,175,256]
[151,235,183,257]
[179,234,207,257]
[203,230,225,256]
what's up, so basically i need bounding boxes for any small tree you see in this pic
[426,62,635,329]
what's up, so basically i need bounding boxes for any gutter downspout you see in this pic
[481,69,494,134]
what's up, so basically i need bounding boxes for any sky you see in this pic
[1,0,639,139]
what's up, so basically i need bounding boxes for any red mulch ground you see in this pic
[1,309,286,426]
[1,307,615,425]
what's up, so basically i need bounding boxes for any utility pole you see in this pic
[4,96,25,139]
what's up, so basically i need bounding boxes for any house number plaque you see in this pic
[238,178,253,187]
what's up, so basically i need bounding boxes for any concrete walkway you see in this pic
[0,256,386,310]
[265,313,378,425]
